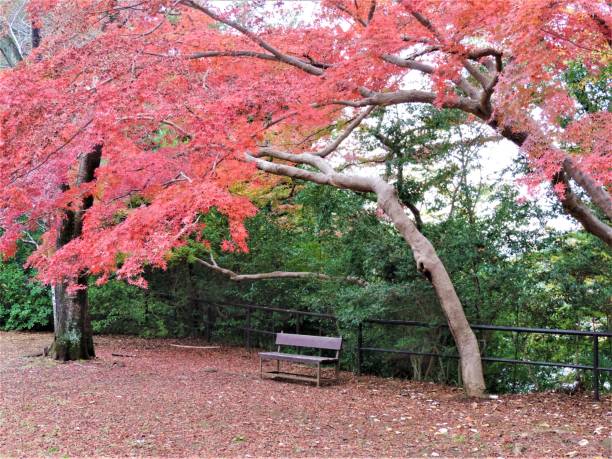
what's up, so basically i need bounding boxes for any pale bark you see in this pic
[374,181,486,397]
[247,149,487,397]
[194,255,367,286]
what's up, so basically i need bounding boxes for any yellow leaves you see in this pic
[229,175,298,209]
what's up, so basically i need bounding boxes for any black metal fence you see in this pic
[356,319,612,401]
[150,294,611,400]
[202,300,336,349]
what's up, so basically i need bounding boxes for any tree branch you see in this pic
[381,54,435,74]
[188,50,278,62]
[329,87,482,116]
[333,2,367,27]
[314,106,375,157]
[195,254,367,285]
[562,157,612,222]
[554,171,612,247]
[181,0,324,76]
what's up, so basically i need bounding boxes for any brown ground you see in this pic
[0,331,610,457]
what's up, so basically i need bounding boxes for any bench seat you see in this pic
[259,351,338,365]
[259,332,343,386]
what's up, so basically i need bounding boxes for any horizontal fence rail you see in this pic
[358,319,612,401]
[148,292,610,400]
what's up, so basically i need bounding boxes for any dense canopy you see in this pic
[1,0,610,287]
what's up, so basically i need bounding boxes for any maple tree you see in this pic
[0,0,610,396]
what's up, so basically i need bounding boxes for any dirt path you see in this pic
[0,331,610,457]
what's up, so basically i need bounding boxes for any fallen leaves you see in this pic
[0,331,610,457]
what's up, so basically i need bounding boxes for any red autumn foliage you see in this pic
[0,0,610,286]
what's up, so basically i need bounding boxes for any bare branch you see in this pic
[163,171,193,188]
[195,255,367,285]
[333,2,367,27]
[554,170,612,246]
[367,1,377,24]
[9,119,94,185]
[118,115,193,138]
[329,87,482,116]
[381,54,435,74]
[315,106,375,157]
[246,152,334,186]
[21,231,39,249]
[257,147,335,174]
[462,60,492,89]
[563,157,612,221]
[247,150,375,193]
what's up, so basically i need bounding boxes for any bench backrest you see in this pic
[276,332,342,351]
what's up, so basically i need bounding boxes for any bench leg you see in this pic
[335,362,339,382]
[276,359,280,374]
[317,363,321,387]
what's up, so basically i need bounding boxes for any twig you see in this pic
[169,344,221,349]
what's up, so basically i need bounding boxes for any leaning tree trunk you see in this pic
[250,149,488,397]
[49,146,102,361]
[374,181,487,397]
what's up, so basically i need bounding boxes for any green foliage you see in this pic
[0,236,51,331]
[564,61,611,114]
[0,103,609,396]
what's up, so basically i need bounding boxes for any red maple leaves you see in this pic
[0,0,609,286]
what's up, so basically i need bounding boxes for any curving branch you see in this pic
[181,0,324,76]
[330,87,483,116]
[314,106,375,157]
[554,170,612,246]
[195,254,367,285]
[562,157,612,221]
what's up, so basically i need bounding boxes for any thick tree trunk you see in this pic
[50,277,95,360]
[374,182,486,397]
[49,147,102,361]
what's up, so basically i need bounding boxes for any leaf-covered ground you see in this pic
[0,332,610,457]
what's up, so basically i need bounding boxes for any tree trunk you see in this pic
[49,147,102,361]
[374,181,487,397]
[249,150,487,397]
[49,277,95,360]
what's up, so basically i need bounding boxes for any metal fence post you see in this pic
[593,335,600,401]
[357,322,363,376]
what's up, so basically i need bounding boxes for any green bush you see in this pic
[0,262,51,330]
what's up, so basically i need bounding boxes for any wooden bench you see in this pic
[259,333,343,387]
